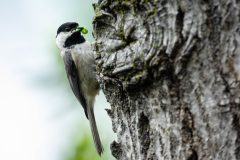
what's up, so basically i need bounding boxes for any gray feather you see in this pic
[63,50,104,155]
[63,51,88,118]
[87,104,104,155]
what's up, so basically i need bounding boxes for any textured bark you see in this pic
[92,0,240,160]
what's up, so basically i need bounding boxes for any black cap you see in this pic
[57,22,78,35]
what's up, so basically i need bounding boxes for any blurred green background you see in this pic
[0,0,115,160]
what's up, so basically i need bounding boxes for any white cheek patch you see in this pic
[56,32,71,49]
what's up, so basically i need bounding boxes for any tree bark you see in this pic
[92,0,240,159]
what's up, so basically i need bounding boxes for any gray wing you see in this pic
[63,51,88,118]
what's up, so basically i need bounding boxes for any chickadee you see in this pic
[56,22,103,155]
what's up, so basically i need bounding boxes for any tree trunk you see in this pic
[92,0,240,159]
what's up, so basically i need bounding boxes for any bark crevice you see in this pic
[93,0,240,159]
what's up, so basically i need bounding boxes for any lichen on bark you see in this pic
[92,0,240,159]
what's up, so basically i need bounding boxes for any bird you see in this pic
[55,22,104,155]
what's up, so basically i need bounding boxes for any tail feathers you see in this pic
[87,107,104,155]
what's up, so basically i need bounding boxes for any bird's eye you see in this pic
[65,28,71,32]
